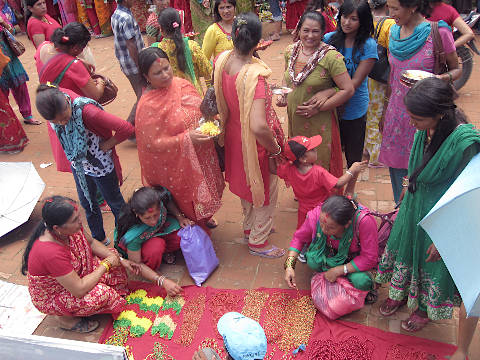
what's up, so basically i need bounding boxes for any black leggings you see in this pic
[339,114,367,168]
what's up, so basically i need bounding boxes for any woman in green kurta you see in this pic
[376,78,480,332]
[279,11,354,179]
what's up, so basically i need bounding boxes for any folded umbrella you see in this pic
[0,162,45,238]
[419,153,480,317]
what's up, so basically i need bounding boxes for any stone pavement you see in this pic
[0,31,479,358]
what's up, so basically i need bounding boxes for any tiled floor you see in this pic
[1,31,479,358]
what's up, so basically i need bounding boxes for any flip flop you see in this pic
[249,245,285,258]
[60,318,99,333]
[379,298,407,316]
[23,118,42,125]
[401,312,429,332]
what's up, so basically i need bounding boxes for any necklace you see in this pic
[301,45,315,57]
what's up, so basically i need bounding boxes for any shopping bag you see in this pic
[178,225,219,286]
[311,272,368,320]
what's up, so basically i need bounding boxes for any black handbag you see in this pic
[368,17,390,84]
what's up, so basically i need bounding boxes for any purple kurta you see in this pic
[378,28,456,169]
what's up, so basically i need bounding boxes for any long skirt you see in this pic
[0,91,28,152]
[364,78,386,164]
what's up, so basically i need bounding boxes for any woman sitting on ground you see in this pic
[115,187,191,296]
[23,196,138,333]
[285,195,379,304]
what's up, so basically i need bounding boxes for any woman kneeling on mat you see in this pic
[284,195,379,308]
[115,187,192,296]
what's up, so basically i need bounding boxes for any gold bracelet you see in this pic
[284,256,297,270]
[402,176,409,188]
[100,260,111,272]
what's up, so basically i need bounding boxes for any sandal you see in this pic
[379,298,407,316]
[249,245,285,258]
[60,318,99,333]
[23,118,42,125]
[401,311,429,332]
[206,217,218,229]
[365,289,378,305]
[163,252,176,265]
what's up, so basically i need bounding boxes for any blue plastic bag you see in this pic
[178,225,219,286]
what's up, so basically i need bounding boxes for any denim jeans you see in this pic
[71,167,125,241]
[267,0,283,21]
[388,167,408,204]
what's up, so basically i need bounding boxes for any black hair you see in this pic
[50,22,91,52]
[159,8,186,73]
[232,12,262,56]
[116,187,172,245]
[398,0,431,17]
[371,0,387,9]
[321,195,358,226]
[35,84,68,121]
[138,47,170,78]
[305,0,327,12]
[328,0,374,64]
[287,140,308,167]
[295,10,326,35]
[25,0,42,30]
[214,0,237,23]
[404,77,467,193]
[21,196,76,275]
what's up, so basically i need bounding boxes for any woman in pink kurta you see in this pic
[378,0,460,204]
[284,196,378,302]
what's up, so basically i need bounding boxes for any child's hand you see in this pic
[349,160,368,174]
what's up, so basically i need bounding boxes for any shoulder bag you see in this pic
[429,21,448,75]
[368,17,390,84]
[2,28,25,57]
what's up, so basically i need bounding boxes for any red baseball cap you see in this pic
[284,135,323,162]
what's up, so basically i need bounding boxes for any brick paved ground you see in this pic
[0,30,479,358]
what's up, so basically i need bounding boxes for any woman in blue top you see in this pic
[323,0,378,193]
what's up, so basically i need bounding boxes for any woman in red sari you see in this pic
[26,0,62,48]
[22,196,138,333]
[0,48,29,153]
[135,47,224,231]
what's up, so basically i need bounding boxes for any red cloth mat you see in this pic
[99,282,456,360]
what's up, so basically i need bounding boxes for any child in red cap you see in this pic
[270,135,367,229]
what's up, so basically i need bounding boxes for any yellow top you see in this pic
[202,23,234,61]
[373,18,396,48]
[153,38,212,92]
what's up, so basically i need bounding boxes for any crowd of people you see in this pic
[0,0,478,358]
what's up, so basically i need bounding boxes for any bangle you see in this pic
[270,142,282,157]
[156,275,166,287]
[402,176,409,188]
[343,264,348,275]
[346,170,354,177]
[100,260,111,272]
[284,256,297,270]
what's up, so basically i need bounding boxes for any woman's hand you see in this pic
[302,89,334,110]
[177,215,194,228]
[426,243,441,262]
[105,254,121,268]
[295,103,319,118]
[324,266,343,283]
[285,268,297,288]
[120,258,141,275]
[163,278,182,296]
[276,94,288,107]
[189,130,212,145]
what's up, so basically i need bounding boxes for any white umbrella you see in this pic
[0,162,46,237]
[419,153,480,317]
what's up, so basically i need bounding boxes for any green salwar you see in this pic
[376,124,480,320]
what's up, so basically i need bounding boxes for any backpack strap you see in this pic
[374,17,388,42]
[429,21,447,75]
[53,58,77,86]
